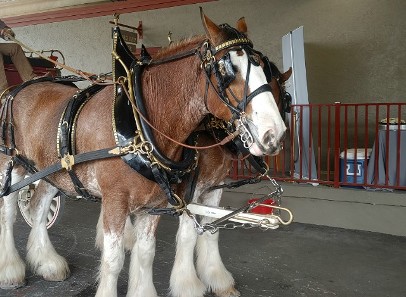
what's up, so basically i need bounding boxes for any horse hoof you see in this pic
[215,287,241,297]
[43,270,70,282]
[0,280,26,290]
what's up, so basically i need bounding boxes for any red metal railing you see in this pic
[230,102,406,190]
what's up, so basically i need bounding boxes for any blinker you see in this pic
[216,52,235,89]
[248,54,261,66]
[282,91,292,114]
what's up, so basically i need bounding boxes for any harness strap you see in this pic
[238,84,272,111]
[67,171,98,201]
[57,83,105,200]
[184,164,200,204]
[144,207,179,216]
[1,146,123,197]
[0,160,14,197]
[207,176,261,191]
[151,165,181,206]
[0,95,15,155]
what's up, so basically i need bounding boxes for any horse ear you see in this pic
[236,17,247,34]
[200,7,222,44]
[281,67,293,83]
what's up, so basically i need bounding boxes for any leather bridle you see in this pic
[198,24,273,149]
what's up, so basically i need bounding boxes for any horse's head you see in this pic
[264,61,293,122]
[199,11,287,156]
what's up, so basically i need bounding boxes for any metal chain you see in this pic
[207,220,277,232]
[186,175,286,234]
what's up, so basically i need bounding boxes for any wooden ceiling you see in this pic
[1,0,215,27]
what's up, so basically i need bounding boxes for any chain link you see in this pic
[186,176,290,234]
[203,219,279,233]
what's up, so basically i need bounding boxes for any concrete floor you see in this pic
[1,197,406,297]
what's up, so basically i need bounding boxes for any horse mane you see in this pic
[269,61,282,78]
[153,22,247,60]
[153,35,205,60]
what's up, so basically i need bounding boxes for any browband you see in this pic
[214,37,253,53]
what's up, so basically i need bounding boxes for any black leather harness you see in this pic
[112,26,199,209]
[57,83,105,200]
[0,77,127,198]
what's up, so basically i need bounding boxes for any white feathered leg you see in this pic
[196,189,240,297]
[26,182,70,281]
[96,206,135,252]
[170,212,206,297]
[0,170,26,289]
[127,213,159,297]
[96,202,126,297]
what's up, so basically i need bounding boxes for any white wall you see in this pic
[10,0,406,103]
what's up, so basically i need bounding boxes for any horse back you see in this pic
[11,82,113,168]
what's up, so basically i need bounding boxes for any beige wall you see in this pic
[10,0,406,104]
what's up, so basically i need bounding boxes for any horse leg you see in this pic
[170,212,205,297]
[196,188,240,297]
[96,206,135,252]
[0,169,26,289]
[96,199,127,297]
[127,213,160,297]
[26,181,70,281]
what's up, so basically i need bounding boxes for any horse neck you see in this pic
[141,55,207,159]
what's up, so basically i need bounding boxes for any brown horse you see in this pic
[168,64,292,297]
[0,12,286,297]
[94,63,292,297]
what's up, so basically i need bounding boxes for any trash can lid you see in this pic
[340,148,372,159]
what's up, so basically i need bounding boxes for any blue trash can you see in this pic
[340,148,372,185]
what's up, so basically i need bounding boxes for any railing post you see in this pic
[333,102,341,188]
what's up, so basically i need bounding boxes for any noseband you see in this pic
[198,24,272,148]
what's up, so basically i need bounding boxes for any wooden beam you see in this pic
[3,0,216,27]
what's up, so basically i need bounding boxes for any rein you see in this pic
[7,35,97,81]
[4,34,259,153]
[6,34,240,152]
[119,85,239,150]
[7,35,116,86]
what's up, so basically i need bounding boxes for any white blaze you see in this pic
[229,50,286,155]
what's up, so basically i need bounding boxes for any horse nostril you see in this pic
[263,131,275,146]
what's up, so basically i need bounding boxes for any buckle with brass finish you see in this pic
[61,154,75,171]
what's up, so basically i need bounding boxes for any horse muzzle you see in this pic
[248,128,286,157]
